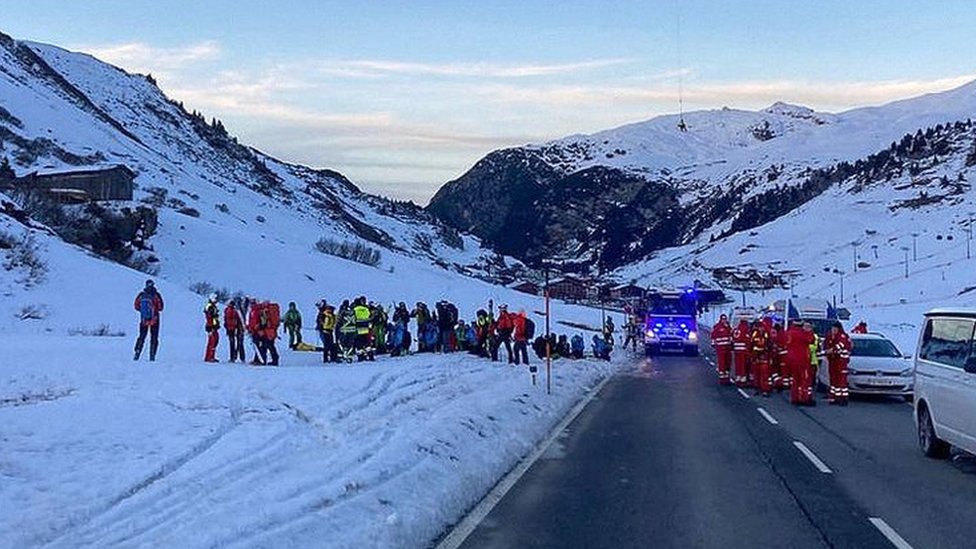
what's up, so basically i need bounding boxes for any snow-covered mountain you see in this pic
[428,81,976,273]
[0,29,525,305]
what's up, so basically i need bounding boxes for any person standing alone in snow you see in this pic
[283,302,303,349]
[133,280,164,361]
[203,294,220,363]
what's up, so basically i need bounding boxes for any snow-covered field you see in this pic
[1,333,616,549]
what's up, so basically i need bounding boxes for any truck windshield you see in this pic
[650,299,695,316]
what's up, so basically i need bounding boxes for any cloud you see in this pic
[73,40,221,74]
[313,58,632,79]
[473,74,976,112]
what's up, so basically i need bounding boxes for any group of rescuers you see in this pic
[131,280,613,366]
[710,314,865,406]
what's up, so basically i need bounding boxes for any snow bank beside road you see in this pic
[0,335,615,549]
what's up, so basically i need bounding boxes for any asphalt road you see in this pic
[453,348,976,549]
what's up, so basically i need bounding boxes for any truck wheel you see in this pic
[918,405,950,459]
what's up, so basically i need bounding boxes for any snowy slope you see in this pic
[0,30,515,298]
[0,199,621,548]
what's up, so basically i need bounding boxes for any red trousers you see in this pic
[753,357,772,395]
[715,346,732,384]
[733,351,751,387]
[776,352,791,389]
[734,351,751,387]
[205,330,219,362]
[790,359,814,405]
[827,357,849,403]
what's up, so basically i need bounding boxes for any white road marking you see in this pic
[737,388,751,399]
[869,517,915,549]
[792,441,833,473]
[757,407,778,425]
[435,374,613,549]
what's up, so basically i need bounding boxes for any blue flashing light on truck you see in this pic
[643,289,700,356]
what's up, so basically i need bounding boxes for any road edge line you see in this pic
[434,373,613,549]
[737,388,751,399]
[792,440,833,474]
[869,517,915,549]
[757,407,779,425]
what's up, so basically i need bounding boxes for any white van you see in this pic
[914,309,976,458]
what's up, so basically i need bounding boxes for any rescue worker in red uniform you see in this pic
[786,320,816,406]
[824,321,852,405]
[711,314,733,385]
[224,300,245,363]
[751,320,773,396]
[852,320,868,334]
[773,320,790,391]
[732,319,752,387]
[203,294,220,363]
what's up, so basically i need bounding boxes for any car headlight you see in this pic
[645,330,656,339]
[688,331,698,341]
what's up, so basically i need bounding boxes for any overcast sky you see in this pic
[4,0,976,203]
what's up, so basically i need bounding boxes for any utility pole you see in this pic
[544,265,551,395]
[901,246,910,278]
[968,213,973,260]
[839,270,845,303]
[852,241,860,272]
[911,232,919,262]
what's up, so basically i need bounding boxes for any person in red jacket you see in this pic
[852,320,868,334]
[732,319,752,387]
[495,305,515,364]
[203,294,220,363]
[133,279,164,361]
[247,301,266,365]
[824,321,853,405]
[786,321,816,406]
[512,311,530,365]
[751,320,773,396]
[711,314,733,385]
[224,300,245,363]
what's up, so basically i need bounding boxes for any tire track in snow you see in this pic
[39,406,243,548]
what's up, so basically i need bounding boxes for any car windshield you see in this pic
[852,338,901,357]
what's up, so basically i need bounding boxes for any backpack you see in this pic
[268,303,281,330]
[524,318,536,340]
[139,293,154,322]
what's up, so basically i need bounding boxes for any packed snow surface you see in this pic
[1,335,615,548]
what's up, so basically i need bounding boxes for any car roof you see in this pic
[924,308,976,318]
[850,333,888,340]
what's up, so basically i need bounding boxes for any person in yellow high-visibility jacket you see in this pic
[353,297,374,362]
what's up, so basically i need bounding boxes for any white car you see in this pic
[818,333,913,398]
[914,309,976,458]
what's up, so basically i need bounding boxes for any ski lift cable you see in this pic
[675,0,687,131]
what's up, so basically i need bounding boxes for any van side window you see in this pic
[919,318,976,368]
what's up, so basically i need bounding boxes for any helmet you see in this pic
[145,279,155,288]
[208,293,218,302]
